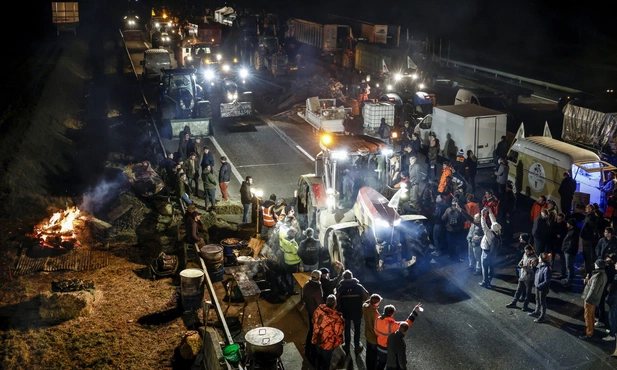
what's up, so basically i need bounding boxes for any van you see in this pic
[507,123,617,212]
[454,88,508,113]
[140,48,171,80]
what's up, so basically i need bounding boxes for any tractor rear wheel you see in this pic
[331,229,364,279]
[160,103,175,120]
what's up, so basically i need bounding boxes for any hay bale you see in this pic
[39,290,100,322]
[179,330,202,359]
[213,201,243,215]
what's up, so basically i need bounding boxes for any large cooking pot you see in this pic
[244,327,285,362]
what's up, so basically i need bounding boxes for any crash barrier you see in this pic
[439,57,580,94]
[118,29,167,158]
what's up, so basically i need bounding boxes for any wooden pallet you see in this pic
[13,249,109,276]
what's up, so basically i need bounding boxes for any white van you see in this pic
[140,48,172,80]
[507,123,617,212]
[454,88,508,113]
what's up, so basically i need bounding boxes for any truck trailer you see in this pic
[415,104,507,167]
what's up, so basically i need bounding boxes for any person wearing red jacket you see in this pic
[312,295,345,370]
[374,302,422,370]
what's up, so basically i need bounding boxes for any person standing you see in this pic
[407,155,422,210]
[581,204,599,275]
[532,209,552,255]
[559,171,577,216]
[201,146,215,175]
[201,165,217,212]
[438,161,453,194]
[529,253,552,323]
[378,118,391,144]
[279,228,302,296]
[465,150,478,193]
[551,212,568,277]
[240,176,253,223]
[561,218,580,288]
[303,270,324,367]
[183,152,200,196]
[425,136,439,183]
[579,259,608,341]
[298,228,321,272]
[191,136,204,175]
[219,156,231,201]
[410,132,421,158]
[178,132,192,161]
[261,194,278,240]
[455,149,466,175]
[320,261,345,301]
[596,227,617,261]
[362,294,382,370]
[358,79,370,102]
[386,322,409,370]
[495,157,509,196]
[441,199,465,262]
[466,213,484,275]
[498,181,517,241]
[479,207,501,289]
[374,303,422,370]
[336,270,369,356]
[494,135,509,170]
[506,245,538,311]
[604,255,617,342]
[530,196,548,223]
[312,295,345,370]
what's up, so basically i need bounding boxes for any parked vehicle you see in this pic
[414,104,507,167]
[298,97,351,133]
[508,122,616,212]
[294,134,431,278]
[51,2,79,36]
[140,49,172,80]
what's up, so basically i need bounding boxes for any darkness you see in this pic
[17,0,617,91]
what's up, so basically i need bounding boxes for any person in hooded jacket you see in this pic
[532,209,551,255]
[336,270,369,355]
[466,213,484,275]
[529,253,552,323]
[378,118,391,144]
[580,259,608,341]
[298,228,321,272]
[506,245,538,311]
[303,270,324,366]
[561,218,581,288]
[479,207,501,289]
[239,176,253,223]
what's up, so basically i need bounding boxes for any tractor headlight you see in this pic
[233,58,238,63]
[204,69,215,81]
[239,68,249,79]
[222,64,230,72]
[418,83,425,90]
[394,73,402,81]
[387,84,393,91]
[227,93,233,100]
[216,54,222,61]
[187,56,193,61]
[332,150,348,160]
[376,219,389,228]
[155,22,160,28]
[412,73,418,80]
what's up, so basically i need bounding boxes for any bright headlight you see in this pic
[204,69,215,80]
[233,93,238,99]
[381,148,393,156]
[227,93,233,100]
[187,56,193,61]
[393,219,401,226]
[155,22,160,28]
[394,73,402,81]
[412,73,418,79]
[387,84,393,91]
[239,68,248,78]
[233,58,238,63]
[332,150,348,160]
[216,54,222,61]
[418,83,425,90]
[222,64,230,72]
[376,219,389,227]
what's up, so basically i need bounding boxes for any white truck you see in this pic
[414,104,507,167]
[297,97,351,133]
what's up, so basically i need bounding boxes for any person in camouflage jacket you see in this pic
[312,294,345,370]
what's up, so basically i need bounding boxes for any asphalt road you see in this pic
[123,29,617,368]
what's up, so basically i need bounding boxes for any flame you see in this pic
[33,207,82,248]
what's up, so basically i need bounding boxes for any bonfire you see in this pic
[32,207,83,250]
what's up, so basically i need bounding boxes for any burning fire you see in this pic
[33,207,82,249]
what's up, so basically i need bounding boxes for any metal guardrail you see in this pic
[118,30,167,159]
[439,57,582,94]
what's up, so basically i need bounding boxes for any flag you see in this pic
[382,59,389,74]
[388,187,405,209]
[514,122,525,140]
[407,56,417,70]
[543,121,553,138]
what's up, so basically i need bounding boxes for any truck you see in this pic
[355,42,423,93]
[156,68,213,138]
[252,36,293,77]
[285,18,354,65]
[561,100,617,165]
[414,104,507,167]
[51,2,79,36]
[297,97,352,133]
[293,134,431,278]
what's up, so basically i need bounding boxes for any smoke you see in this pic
[79,173,125,214]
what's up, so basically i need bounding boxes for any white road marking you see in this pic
[258,114,315,163]
[295,145,315,162]
[209,136,244,184]
[235,162,308,168]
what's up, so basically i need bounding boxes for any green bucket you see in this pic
[223,343,241,364]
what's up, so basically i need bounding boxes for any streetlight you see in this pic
[251,188,263,237]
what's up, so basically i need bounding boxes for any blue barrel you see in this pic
[208,264,225,283]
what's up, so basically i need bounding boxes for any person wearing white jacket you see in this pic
[479,207,502,288]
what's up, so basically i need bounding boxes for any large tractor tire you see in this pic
[330,229,364,278]
[160,103,175,120]
[254,51,263,71]
[197,100,212,119]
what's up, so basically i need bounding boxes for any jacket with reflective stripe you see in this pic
[374,315,414,348]
[262,205,276,226]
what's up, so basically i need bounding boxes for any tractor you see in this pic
[294,134,431,279]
